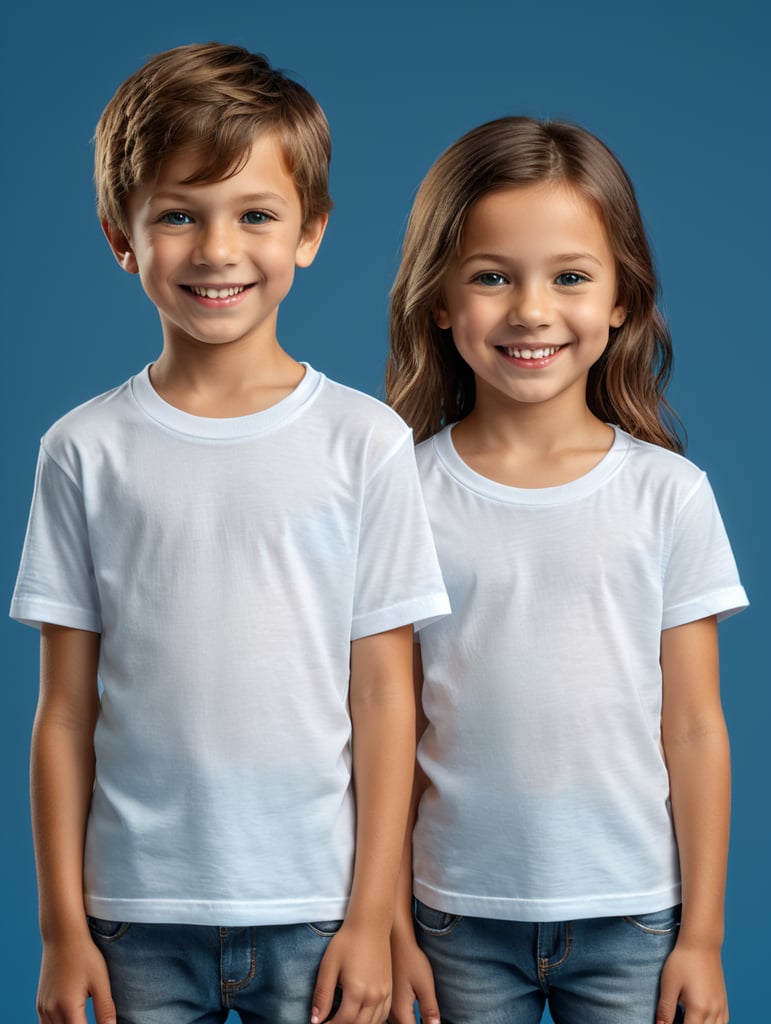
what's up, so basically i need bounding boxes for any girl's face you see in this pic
[435,181,625,415]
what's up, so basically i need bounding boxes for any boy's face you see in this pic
[104,132,326,355]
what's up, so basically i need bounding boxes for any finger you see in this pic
[93,987,117,1024]
[311,963,339,1024]
[387,992,418,1024]
[329,987,388,1024]
[417,992,440,1024]
[655,991,680,1024]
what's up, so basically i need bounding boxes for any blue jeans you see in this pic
[414,900,682,1024]
[87,917,344,1024]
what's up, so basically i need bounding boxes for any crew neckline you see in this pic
[130,362,322,439]
[431,422,631,506]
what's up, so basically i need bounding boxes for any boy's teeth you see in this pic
[506,346,559,359]
[190,285,245,298]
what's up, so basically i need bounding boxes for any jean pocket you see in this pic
[413,898,462,936]
[307,919,345,938]
[86,916,132,942]
[623,905,681,935]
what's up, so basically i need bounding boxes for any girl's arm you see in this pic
[389,646,440,1024]
[657,615,730,1024]
[312,624,415,1024]
[32,623,116,1024]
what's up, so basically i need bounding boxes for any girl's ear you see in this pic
[295,214,328,269]
[610,303,626,328]
[433,302,452,330]
[102,220,139,274]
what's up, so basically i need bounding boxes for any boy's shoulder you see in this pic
[41,375,137,455]
[316,372,408,426]
[312,370,413,450]
[39,366,414,471]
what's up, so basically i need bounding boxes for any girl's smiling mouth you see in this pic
[496,344,565,365]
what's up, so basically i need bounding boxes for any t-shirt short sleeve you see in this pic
[662,473,748,629]
[10,444,101,632]
[350,432,449,640]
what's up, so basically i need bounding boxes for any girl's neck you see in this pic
[451,396,615,489]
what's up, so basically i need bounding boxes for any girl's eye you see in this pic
[555,272,588,287]
[242,210,272,225]
[474,272,507,287]
[161,211,192,226]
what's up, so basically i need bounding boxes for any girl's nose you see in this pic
[192,222,239,267]
[508,282,552,329]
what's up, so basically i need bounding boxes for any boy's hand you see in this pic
[311,921,391,1024]
[655,942,729,1024]
[37,935,116,1024]
[389,930,440,1024]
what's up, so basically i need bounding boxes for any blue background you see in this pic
[2,1,768,1019]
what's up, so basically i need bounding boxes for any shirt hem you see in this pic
[351,593,450,641]
[662,586,749,629]
[85,895,350,927]
[413,880,683,923]
[9,597,101,633]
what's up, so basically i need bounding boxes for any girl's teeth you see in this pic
[191,286,245,298]
[506,346,559,359]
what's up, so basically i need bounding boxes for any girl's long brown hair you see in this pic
[386,117,684,451]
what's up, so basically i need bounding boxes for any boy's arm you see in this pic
[32,624,116,1024]
[657,615,730,1024]
[389,646,440,1024]
[312,624,415,1024]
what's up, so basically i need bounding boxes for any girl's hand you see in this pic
[389,931,440,1024]
[37,934,116,1024]
[311,921,391,1024]
[655,942,729,1024]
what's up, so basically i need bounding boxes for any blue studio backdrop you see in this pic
[2,1,768,1020]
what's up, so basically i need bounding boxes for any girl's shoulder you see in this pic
[617,429,706,488]
[415,424,710,512]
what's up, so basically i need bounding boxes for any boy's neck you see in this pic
[149,339,305,418]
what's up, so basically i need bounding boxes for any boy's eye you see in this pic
[160,211,192,226]
[242,210,272,225]
[555,272,588,286]
[474,272,507,287]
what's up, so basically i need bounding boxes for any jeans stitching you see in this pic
[87,918,132,943]
[538,923,572,987]
[306,920,344,937]
[623,915,679,935]
[220,927,257,1002]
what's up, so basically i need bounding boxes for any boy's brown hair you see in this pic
[94,42,332,235]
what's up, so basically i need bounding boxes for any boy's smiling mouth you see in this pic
[183,284,252,299]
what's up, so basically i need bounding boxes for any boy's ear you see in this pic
[101,220,139,275]
[295,214,328,269]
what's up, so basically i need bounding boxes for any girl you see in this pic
[386,117,748,1024]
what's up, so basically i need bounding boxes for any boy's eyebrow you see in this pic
[147,189,292,207]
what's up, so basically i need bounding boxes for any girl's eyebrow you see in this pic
[460,250,605,268]
[458,251,506,266]
[456,250,606,272]
[552,251,604,266]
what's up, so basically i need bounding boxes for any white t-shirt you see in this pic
[11,364,449,926]
[413,424,747,922]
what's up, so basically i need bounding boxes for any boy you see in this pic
[11,43,449,1024]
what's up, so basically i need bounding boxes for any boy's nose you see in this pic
[192,223,239,267]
